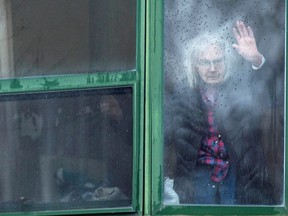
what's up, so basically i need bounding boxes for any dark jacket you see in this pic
[168,80,275,205]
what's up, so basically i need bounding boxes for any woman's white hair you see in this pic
[183,32,237,88]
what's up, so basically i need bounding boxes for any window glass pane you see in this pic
[0,87,133,212]
[0,0,136,78]
[163,0,285,206]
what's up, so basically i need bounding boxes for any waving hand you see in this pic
[232,21,262,67]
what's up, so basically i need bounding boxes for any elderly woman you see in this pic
[166,21,274,205]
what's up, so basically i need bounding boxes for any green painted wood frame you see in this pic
[0,0,145,215]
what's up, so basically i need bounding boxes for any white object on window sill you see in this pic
[163,177,180,205]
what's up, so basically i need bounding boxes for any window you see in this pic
[0,0,287,215]
[0,0,144,215]
[148,0,287,215]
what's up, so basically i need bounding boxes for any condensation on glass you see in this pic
[163,0,285,206]
[0,87,133,212]
[0,0,136,78]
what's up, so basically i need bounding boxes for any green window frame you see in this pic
[147,0,288,215]
[0,0,145,215]
[0,1,286,215]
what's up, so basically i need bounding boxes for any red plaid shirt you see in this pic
[198,88,229,183]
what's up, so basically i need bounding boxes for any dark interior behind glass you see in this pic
[0,87,133,212]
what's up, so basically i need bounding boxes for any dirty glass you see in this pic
[0,0,136,78]
[163,0,285,206]
[0,87,133,212]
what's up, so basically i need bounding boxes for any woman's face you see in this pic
[195,45,225,85]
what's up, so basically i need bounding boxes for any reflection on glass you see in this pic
[0,0,136,78]
[0,87,133,212]
[163,0,285,206]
